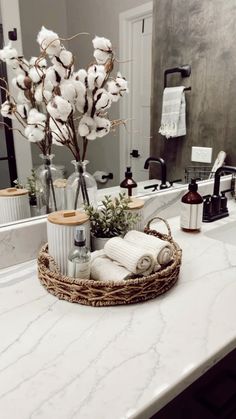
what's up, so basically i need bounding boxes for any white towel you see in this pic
[90,250,132,282]
[124,230,174,268]
[159,86,186,139]
[104,237,154,276]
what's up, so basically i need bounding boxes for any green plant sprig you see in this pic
[84,193,141,238]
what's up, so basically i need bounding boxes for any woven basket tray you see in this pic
[37,217,182,307]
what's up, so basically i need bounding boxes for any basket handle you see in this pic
[145,216,173,240]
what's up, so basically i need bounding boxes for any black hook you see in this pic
[8,28,17,41]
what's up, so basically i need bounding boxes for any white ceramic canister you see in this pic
[0,187,31,224]
[126,198,145,232]
[47,210,90,275]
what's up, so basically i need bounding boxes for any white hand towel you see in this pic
[104,237,154,276]
[91,250,132,282]
[124,230,174,266]
[159,86,186,139]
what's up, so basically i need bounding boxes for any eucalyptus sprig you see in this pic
[84,193,140,238]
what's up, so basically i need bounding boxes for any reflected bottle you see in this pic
[66,160,97,210]
[36,154,61,214]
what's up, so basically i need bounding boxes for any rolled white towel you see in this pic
[124,230,174,266]
[104,237,154,276]
[91,250,132,282]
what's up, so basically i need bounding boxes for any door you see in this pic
[0,23,17,188]
[130,15,152,182]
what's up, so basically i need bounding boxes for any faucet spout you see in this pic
[144,157,167,189]
[213,165,236,196]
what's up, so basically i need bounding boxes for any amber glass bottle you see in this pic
[180,179,203,232]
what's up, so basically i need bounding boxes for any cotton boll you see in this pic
[27,126,45,142]
[87,64,106,88]
[47,96,72,121]
[16,103,30,119]
[60,80,77,103]
[92,36,112,52]
[17,91,30,104]
[29,56,47,68]
[52,62,68,79]
[59,50,73,68]
[116,72,129,96]
[0,42,18,61]
[35,85,52,103]
[37,26,61,56]
[76,95,92,114]
[95,116,111,138]
[94,88,112,111]
[78,115,96,139]
[107,80,120,102]
[29,66,44,84]
[94,49,110,65]
[1,100,15,118]
[45,67,59,87]
[86,130,97,140]
[74,69,88,85]
[15,74,27,90]
[27,108,46,124]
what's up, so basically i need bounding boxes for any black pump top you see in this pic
[125,167,133,178]
[188,178,198,192]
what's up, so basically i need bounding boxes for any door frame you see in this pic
[119,2,153,181]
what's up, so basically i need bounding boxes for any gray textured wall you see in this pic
[151,0,236,182]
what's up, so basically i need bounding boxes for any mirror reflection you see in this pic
[0,0,234,226]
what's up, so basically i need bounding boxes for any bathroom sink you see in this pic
[205,221,236,246]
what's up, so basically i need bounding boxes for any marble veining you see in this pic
[1,203,236,419]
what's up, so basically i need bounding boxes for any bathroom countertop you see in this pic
[1,202,236,419]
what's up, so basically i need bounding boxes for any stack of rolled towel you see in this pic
[90,230,174,282]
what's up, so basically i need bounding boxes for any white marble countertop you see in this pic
[1,202,236,419]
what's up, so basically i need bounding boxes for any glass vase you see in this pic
[66,160,97,210]
[36,154,61,214]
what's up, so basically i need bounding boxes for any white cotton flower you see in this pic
[92,36,112,52]
[29,56,47,68]
[116,72,129,96]
[60,79,77,103]
[74,69,88,85]
[27,108,46,125]
[29,66,44,84]
[76,95,92,114]
[107,80,120,102]
[37,26,61,56]
[58,50,73,68]
[95,116,111,138]
[78,115,96,140]
[52,62,68,79]
[0,42,18,62]
[47,96,72,121]
[94,88,112,111]
[87,65,106,90]
[17,91,30,104]
[35,85,52,103]
[25,126,45,142]
[16,103,30,119]
[93,49,111,65]
[44,66,60,87]
[13,74,27,90]
[1,100,15,118]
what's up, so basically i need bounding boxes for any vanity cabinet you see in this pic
[152,349,236,419]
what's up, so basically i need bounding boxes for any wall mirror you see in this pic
[0,0,234,227]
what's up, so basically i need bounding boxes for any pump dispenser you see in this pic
[120,167,137,197]
[180,178,203,232]
[67,226,91,278]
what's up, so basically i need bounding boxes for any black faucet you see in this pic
[144,157,168,189]
[203,165,236,222]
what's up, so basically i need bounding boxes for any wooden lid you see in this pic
[47,210,89,226]
[128,198,144,210]
[0,187,29,197]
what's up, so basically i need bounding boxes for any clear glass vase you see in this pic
[66,160,97,210]
[36,154,61,214]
